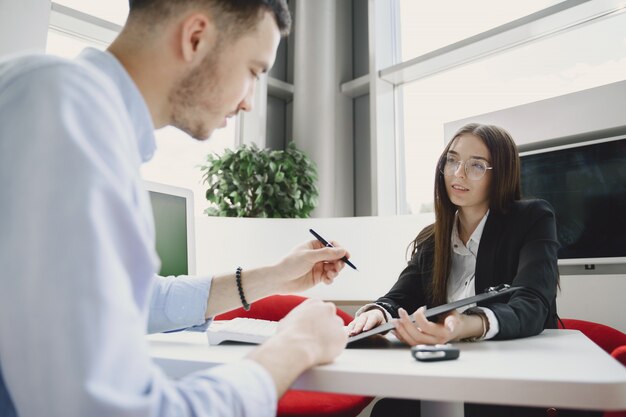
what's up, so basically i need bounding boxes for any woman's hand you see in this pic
[273,239,350,293]
[347,308,386,336]
[392,307,463,346]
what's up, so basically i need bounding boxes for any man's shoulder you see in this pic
[0,52,118,101]
[0,53,81,85]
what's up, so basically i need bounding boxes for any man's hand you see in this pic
[247,299,347,396]
[205,240,351,320]
[276,299,347,365]
[273,240,350,293]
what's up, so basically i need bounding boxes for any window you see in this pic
[398,6,626,214]
[53,0,129,26]
[398,0,562,61]
[46,30,104,58]
[142,125,237,219]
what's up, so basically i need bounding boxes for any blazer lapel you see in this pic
[475,211,504,291]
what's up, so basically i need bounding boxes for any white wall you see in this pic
[0,0,50,57]
[558,275,626,333]
[194,213,434,302]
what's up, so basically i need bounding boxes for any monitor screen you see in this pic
[520,136,626,262]
[145,182,196,276]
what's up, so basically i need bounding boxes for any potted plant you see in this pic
[200,142,319,218]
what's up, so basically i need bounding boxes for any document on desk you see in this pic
[347,285,522,344]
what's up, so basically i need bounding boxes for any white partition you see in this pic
[443,80,626,149]
[195,214,434,301]
[0,0,50,57]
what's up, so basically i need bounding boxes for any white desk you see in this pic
[148,330,626,417]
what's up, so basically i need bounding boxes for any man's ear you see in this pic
[179,12,219,64]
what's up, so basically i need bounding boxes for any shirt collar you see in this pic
[77,48,156,163]
[452,210,490,254]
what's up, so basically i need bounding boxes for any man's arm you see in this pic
[247,299,347,397]
[148,274,213,333]
[146,240,348,334]
[0,63,276,417]
[204,242,347,318]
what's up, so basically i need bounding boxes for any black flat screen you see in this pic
[521,138,626,260]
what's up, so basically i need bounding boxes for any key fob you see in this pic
[411,344,460,362]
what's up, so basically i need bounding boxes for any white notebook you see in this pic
[207,318,279,345]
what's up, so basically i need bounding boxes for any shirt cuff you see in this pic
[174,359,277,417]
[148,274,214,334]
[476,307,499,340]
[355,303,393,323]
[192,359,278,417]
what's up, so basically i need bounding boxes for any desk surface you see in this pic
[148,329,626,411]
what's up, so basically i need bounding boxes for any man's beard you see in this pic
[168,47,223,140]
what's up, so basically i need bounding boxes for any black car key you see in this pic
[411,344,460,362]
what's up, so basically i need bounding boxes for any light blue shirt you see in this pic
[0,48,276,417]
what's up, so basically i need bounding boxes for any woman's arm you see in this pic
[490,200,560,340]
[375,246,432,319]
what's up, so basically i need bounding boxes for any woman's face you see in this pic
[443,133,492,214]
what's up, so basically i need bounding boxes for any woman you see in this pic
[349,123,563,417]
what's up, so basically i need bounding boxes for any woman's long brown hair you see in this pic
[410,123,521,307]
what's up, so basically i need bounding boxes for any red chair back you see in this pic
[559,319,626,417]
[559,318,626,355]
[612,345,626,366]
[215,294,354,325]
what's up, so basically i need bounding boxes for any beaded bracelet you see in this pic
[235,266,250,311]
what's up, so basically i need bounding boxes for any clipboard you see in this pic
[347,284,522,344]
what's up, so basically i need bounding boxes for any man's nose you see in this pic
[239,83,256,112]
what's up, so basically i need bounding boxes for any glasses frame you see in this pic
[439,155,493,181]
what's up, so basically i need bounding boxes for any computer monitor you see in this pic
[520,135,626,267]
[143,181,196,276]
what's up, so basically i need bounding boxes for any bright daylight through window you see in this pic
[398,1,626,214]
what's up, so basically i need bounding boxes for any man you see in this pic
[0,1,350,416]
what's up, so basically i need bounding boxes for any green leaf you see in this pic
[198,142,319,218]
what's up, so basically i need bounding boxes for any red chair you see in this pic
[604,345,626,417]
[612,345,626,365]
[215,294,373,417]
[558,319,626,417]
[559,319,626,355]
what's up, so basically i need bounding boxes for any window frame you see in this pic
[360,0,626,214]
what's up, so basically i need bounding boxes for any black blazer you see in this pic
[376,199,560,340]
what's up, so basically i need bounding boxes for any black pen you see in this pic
[309,228,358,271]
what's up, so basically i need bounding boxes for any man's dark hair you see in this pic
[128,0,291,36]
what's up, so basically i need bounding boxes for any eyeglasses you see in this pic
[440,155,493,181]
